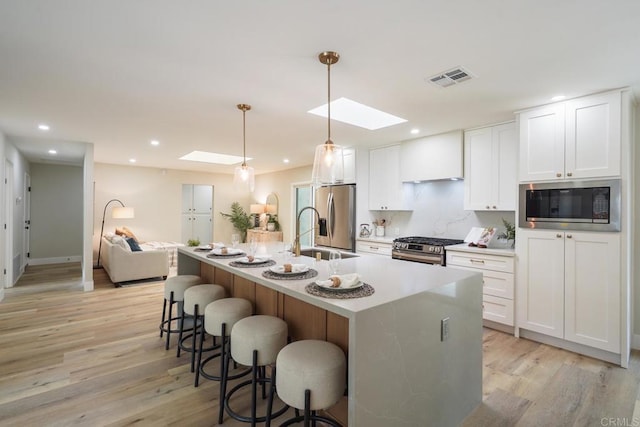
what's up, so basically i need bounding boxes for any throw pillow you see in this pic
[112,235,131,251]
[123,226,139,242]
[126,237,142,252]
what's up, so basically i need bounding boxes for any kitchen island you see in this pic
[178,243,482,426]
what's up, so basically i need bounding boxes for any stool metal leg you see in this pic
[176,303,185,358]
[160,298,167,338]
[217,324,228,424]
[166,291,175,350]
[190,304,200,372]
[304,389,311,427]
[251,350,258,427]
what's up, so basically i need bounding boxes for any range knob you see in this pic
[435,247,442,254]
[428,247,434,253]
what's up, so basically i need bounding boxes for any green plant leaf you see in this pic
[220,202,252,242]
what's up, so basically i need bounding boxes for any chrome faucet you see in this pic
[292,206,321,257]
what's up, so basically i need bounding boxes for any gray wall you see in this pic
[30,163,83,260]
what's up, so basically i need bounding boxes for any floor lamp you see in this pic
[95,199,135,268]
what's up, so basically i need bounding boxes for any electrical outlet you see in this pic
[441,317,450,341]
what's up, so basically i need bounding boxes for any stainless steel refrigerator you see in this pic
[314,184,356,252]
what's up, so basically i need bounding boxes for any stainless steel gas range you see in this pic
[392,236,464,265]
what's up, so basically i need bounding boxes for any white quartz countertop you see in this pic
[445,243,515,257]
[179,242,479,319]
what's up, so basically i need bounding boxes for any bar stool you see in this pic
[222,315,289,426]
[159,275,202,350]
[276,340,346,427]
[177,284,226,372]
[195,298,253,422]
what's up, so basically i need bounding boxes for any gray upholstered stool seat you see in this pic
[276,340,346,427]
[159,275,203,350]
[196,297,253,386]
[222,315,289,425]
[177,284,226,371]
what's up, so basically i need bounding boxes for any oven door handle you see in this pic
[392,251,444,265]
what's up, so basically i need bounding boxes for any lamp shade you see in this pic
[112,206,135,219]
[311,142,345,186]
[250,204,265,214]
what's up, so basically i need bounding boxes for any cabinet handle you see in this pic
[492,205,497,209]
[567,234,572,239]
[567,172,573,177]
[556,234,562,238]
[470,259,485,264]
[485,205,490,209]
[556,173,562,177]
[369,246,379,250]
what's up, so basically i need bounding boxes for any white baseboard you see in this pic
[29,256,82,266]
[632,334,640,350]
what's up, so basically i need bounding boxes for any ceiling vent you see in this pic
[427,66,474,88]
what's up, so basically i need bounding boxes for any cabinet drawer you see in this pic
[446,251,514,273]
[483,295,514,326]
[482,270,514,299]
[356,241,392,256]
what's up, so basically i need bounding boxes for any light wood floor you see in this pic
[1,263,640,426]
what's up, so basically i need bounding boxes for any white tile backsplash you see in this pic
[367,180,515,241]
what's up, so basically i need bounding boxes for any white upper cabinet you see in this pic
[519,90,621,182]
[369,145,414,211]
[565,92,621,179]
[400,130,463,182]
[342,148,356,184]
[464,122,517,211]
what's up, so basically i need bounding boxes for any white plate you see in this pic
[195,245,212,251]
[316,280,364,292]
[235,256,271,265]
[210,248,244,256]
[269,264,309,275]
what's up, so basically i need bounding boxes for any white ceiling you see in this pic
[1,1,639,174]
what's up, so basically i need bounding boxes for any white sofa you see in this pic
[101,236,169,285]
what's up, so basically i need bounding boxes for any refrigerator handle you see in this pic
[327,193,335,241]
[329,192,336,239]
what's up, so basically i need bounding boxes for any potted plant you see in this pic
[497,218,516,248]
[220,202,252,242]
[267,214,281,232]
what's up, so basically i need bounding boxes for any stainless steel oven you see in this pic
[519,179,621,231]
[392,237,464,265]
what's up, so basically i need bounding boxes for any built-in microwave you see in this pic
[519,179,621,231]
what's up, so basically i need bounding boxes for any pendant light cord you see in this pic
[242,107,247,166]
[327,58,331,144]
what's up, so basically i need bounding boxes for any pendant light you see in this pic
[233,103,255,192]
[311,51,345,186]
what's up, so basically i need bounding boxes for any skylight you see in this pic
[180,150,248,165]
[308,97,407,130]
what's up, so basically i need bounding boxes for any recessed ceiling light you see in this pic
[308,97,407,130]
[150,140,160,146]
[180,150,248,165]
[551,95,566,101]
[410,128,419,135]
[129,158,137,163]
[283,158,290,164]
[38,124,50,131]
[48,149,57,155]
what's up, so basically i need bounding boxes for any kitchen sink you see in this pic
[299,248,359,260]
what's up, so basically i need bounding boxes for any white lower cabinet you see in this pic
[356,240,392,256]
[446,248,515,327]
[517,229,620,353]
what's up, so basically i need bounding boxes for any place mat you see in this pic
[305,282,375,299]
[206,252,245,259]
[229,259,277,268]
[262,269,318,281]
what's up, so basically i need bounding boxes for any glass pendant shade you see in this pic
[311,141,344,186]
[234,163,255,192]
[233,103,254,192]
[310,51,345,187]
